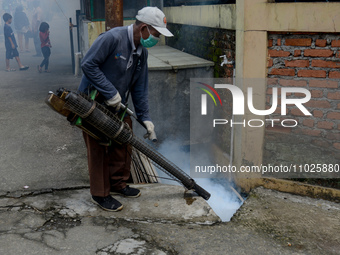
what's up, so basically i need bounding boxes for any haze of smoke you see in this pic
[156,139,243,222]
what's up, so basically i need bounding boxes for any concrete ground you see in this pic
[0,185,339,255]
[0,17,339,254]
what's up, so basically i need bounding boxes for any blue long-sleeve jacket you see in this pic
[78,24,151,121]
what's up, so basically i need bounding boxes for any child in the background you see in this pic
[14,5,30,52]
[3,13,29,72]
[37,22,51,73]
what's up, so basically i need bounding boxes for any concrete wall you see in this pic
[164,4,236,30]
[166,24,235,78]
[132,67,214,145]
[78,19,135,56]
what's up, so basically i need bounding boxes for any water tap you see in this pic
[220,55,234,67]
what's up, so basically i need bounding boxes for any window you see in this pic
[82,0,155,21]
[83,0,105,21]
[124,0,148,19]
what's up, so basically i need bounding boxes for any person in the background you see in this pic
[2,0,19,15]
[31,0,43,57]
[3,13,29,72]
[37,22,51,73]
[14,5,30,52]
[27,0,35,11]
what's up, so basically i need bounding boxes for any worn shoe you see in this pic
[111,185,141,198]
[19,66,29,71]
[91,195,123,212]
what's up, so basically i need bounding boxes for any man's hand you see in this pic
[143,121,157,141]
[105,92,121,111]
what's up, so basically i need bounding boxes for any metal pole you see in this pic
[105,0,123,31]
[69,18,75,74]
[76,10,81,52]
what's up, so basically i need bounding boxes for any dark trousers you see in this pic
[40,47,51,70]
[83,116,132,197]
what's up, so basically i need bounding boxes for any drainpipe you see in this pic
[76,10,81,52]
[105,0,123,31]
[69,18,75,74]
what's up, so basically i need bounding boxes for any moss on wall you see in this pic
[166,23,235,78]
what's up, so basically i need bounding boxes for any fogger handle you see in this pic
[120,103,158,142]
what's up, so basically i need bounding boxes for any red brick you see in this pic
[313,110,323,118]
[331,40,340,47]
[326,132,340,140]
[298,70,326,78]
[268,58,273,67]
[294,50,301,57]
[309,80,338,88]
[267,78,278,85]
[289,32,319,35]
[266,126,291,133]
[327,112,340,120]
[304,49,333,57]
[329,71,340,79]
[268,50,291,57]
[328,92,340,100]
[276,97,282,106]
[271,69,295,76]
[312,60,340,68]
[293,129,321,137]
[311,139,331,148]
[311,90,323,98]
[337,51,340,58]
[290,108,305,116]
[274,107,281,114]
[285,60,309,68]
[278,91,291,97]
[338,124,340,130]
[267,88,273,95]
[295,93,307,97]
[268,39,273,47]
[277,38,281,46]
[315,39,327,47]
[303,119,314,127]
[333,143,340,150]
[317,121,334,130]
[338,103,340,109]
[279,79,307,87]
[304,129,321,136]
[285,38,312,46]
[305,100,331,108]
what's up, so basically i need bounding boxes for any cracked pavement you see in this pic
[0,186,339,255]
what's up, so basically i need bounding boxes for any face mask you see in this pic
[140,27,160,48]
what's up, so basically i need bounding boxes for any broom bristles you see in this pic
[130,149,159,184]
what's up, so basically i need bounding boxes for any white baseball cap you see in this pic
[136,7,173,37]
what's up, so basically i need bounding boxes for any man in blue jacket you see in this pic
[78,7,173,212]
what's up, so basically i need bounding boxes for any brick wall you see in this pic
[265,33,340,164]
